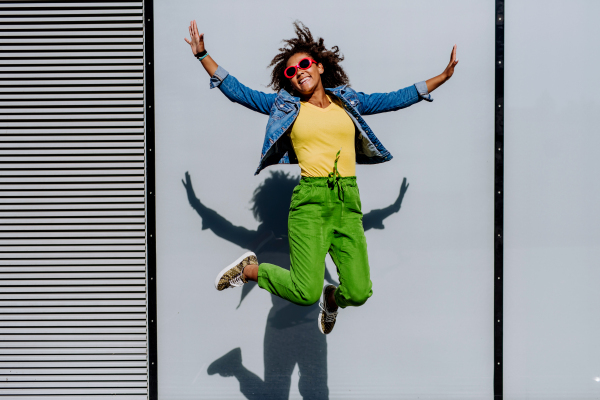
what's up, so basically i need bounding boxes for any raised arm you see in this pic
[184,20,276,114]
[425,44,459,93]
[184,20,218,77]
[357,45,458,115]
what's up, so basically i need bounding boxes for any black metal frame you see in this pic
[495,1,504,399]
[143,0,157,399]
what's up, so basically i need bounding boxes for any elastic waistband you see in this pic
[299,176,357,187]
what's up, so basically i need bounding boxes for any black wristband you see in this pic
[194,50,207,58]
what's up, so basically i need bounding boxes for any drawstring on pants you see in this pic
[327,149,344,201]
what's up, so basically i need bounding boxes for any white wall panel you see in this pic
[504,1,600,399]
[155,1,495,399]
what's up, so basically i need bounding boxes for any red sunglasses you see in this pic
[284,58,318,79]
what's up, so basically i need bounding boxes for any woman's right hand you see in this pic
[184,20,204,56]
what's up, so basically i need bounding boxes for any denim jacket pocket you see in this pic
[344,93,360,109]
[334,88,360,110]
[275,98,294,112]
[270,99,294,120]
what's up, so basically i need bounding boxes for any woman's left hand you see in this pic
[425,45,458,93]
[443,45,459,80]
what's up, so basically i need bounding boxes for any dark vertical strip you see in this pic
[495,1,504,399]
[144,0,158,399]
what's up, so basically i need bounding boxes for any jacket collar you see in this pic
[278,89,299,103]
[326,85,350,97]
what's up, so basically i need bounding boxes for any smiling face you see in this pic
[285,52,324,96]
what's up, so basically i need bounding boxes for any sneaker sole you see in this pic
[318,310,326,334]
[214,251,256,290]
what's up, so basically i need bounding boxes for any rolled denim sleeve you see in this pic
[357,84,427,115]
[414,81,433,102]
[209,65,229,89]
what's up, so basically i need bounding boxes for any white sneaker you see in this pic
[214,252,257,291]
[318,284,338,334]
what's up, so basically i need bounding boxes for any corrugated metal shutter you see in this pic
[0,2,148,399]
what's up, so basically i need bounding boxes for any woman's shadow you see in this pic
[182,171,409,400]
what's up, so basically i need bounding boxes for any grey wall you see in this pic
[154,1,494,399]
[504,1,600,399]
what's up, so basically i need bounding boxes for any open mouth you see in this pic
[299,76,311,85]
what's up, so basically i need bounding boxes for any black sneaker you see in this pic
[318,284,338,334]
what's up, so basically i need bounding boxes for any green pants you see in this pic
[257,176,372,309]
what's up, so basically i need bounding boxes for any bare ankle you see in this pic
[242,263,259,282]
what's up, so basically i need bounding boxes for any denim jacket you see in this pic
[209,66,432,175]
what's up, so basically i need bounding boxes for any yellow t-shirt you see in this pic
[290,96,356,177]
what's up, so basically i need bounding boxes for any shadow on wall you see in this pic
[182,171,409,400]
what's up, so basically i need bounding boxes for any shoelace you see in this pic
[229,270,246,287]
[327,149,344,201]
[319,300,338,322]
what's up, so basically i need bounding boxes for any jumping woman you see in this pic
[184,21,458,335]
